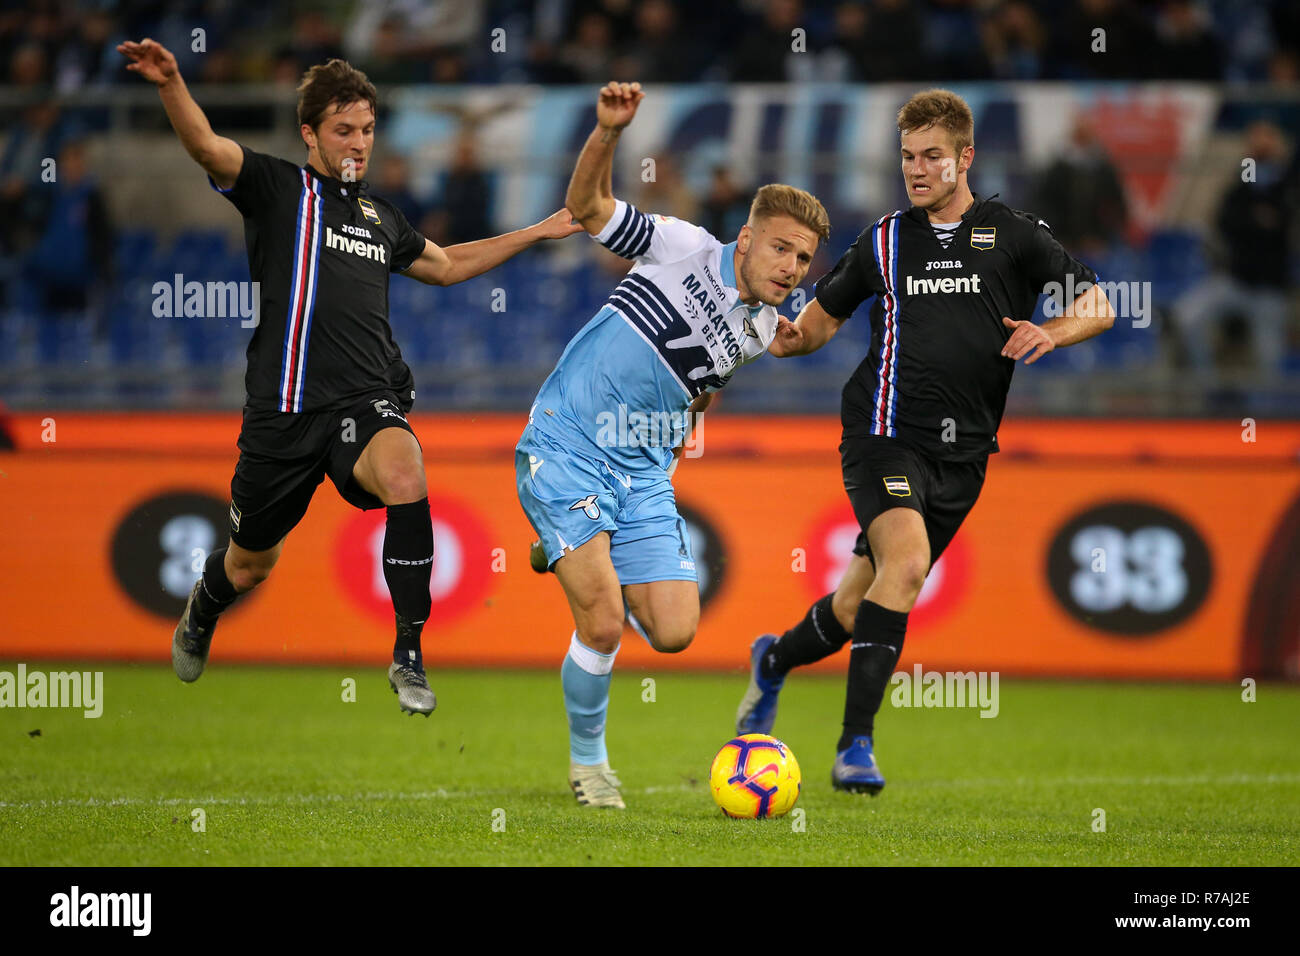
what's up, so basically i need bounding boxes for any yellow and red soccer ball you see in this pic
[709,733,802,819]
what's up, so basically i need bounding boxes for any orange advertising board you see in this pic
[1,414,1297,679]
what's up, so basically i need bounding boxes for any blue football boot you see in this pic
[831,735,886,795]
[735,635,785,734]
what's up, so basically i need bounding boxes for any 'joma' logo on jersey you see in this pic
[905,273,982,296]
[924,259,963,270]
[326,225,387,264]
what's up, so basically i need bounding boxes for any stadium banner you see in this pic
[386,82,1221,240]
[1,414,1297,680]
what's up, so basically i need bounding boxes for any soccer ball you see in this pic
[709,733,802,819]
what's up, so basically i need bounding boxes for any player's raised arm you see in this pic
[565,82,645,236]
[118,38,243,189]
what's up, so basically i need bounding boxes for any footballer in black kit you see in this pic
[119,39,580,714]
[737,89,1116,791]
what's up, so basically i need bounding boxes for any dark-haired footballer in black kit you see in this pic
[119,39,581,714]
[737,89,1116,791]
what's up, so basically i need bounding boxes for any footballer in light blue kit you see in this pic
[516,81,830,808]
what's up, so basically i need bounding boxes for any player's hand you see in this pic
[118,38,179,86]
[596,82,644,131]
[533,208,586,240]
[768,315,805,357]
[1001,316,1055,364]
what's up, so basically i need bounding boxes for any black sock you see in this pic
[192,548,238,630]
[384,498,433,665]
[762,593,851,679]
[838,600,909,751]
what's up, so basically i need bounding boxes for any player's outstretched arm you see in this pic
[118,38,243,189]
[1001,284,1115,365]
[565,81,645,236]
[769,297,847,358]
[402,209,583,286]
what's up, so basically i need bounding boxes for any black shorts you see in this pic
[228,391,419,552]
[841,434,987,567]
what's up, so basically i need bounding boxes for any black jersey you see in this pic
[815,195,1097,461]
[210,145,427,413]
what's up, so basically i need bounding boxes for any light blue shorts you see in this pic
[516,424,697,584]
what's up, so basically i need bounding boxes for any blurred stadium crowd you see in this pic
[2,0,1297,86]
[0,0,1297,417]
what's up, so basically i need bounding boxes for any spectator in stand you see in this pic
[1050,0,1156,79]
[983,0,1046,80]
[617,0,705,83]
[438,132,492,247]
[24,138,113,359]
[1154,0,1222,80]
[376,152,428,235]
[635,152,697,224]
[51,8,119,90]
[289,10,345,68]
[546,10,616,85]
[1174,121,1295,374]
[0,97,70,256]
[731,0,805,83]
[1031,114,1129,259]
[700,165,752,243]
[344,0,484,84]
[824,0,926,83]
[925,0,992,79]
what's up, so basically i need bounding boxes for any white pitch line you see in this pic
[0,774,1295,811]
[899,772,1300,788]
[0,783,699,810]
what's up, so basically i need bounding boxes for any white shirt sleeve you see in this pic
[594,199,710,264]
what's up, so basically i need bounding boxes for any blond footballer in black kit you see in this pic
[737,89,1116,793]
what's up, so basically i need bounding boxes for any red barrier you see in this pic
[2,414,1297,679]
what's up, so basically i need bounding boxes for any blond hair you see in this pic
[897,89,974,155]
[748,184,831,242]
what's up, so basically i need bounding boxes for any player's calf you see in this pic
[382,498,436,715]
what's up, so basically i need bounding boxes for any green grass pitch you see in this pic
[2,664,1297,866]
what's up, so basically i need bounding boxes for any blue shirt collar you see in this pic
[720,240,764,315]
[720,241,738,289]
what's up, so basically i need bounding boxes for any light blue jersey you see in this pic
[527,200,779,475]
[517,200,779,574]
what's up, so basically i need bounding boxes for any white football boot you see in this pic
[569,761,626,809]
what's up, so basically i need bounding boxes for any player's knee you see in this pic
[228,560,273,592]
[577,619,623,656]
[375,465,427,506]
[646,617,697,653]
[886,554,929,603]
